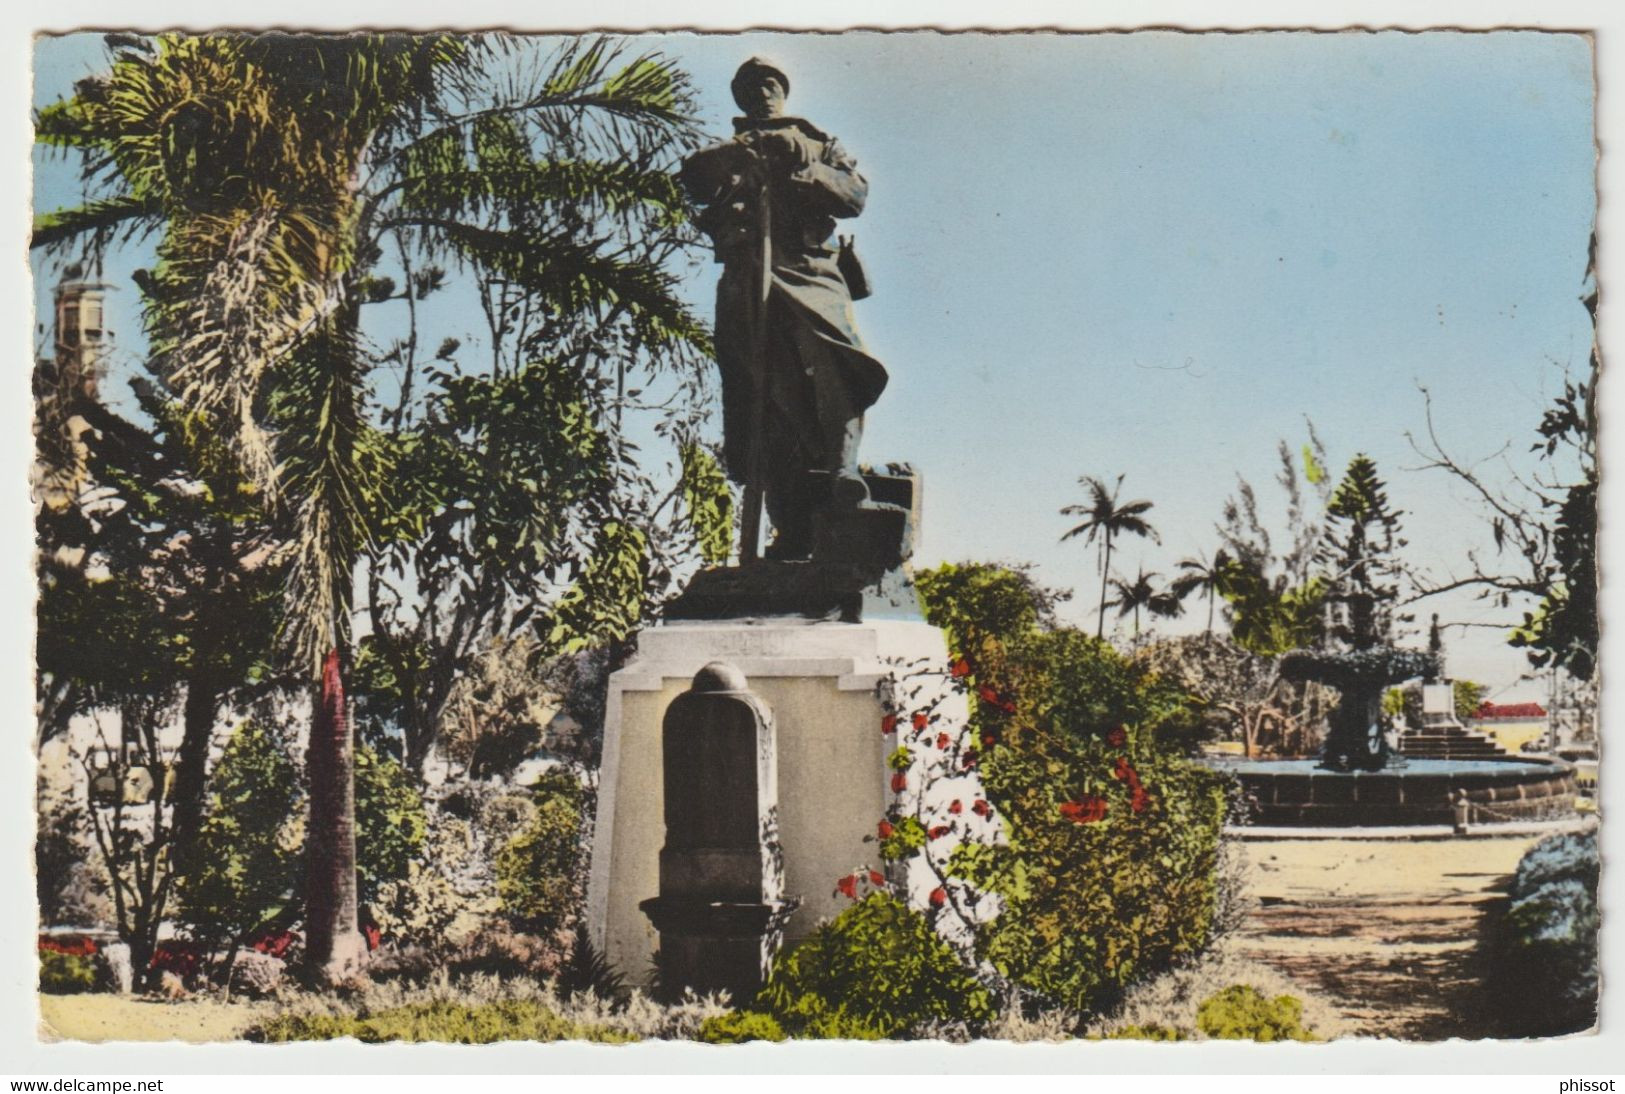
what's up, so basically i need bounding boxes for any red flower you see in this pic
[39,935,98,957]
[1131,787,1151,813]
[249,929,299,959]
[982,733,998,748]
[363,923,382,952]
[972,799,991,817]
[948,799,963,815]
[1113,756,1134,781]
[977,684,1000,706]
[1059,795,1109,824]
[936,732,950,750]
[890,772,908,793]
[912,711,930,732]
[1106,726,1127,748]
[929,825,951,840]
[950,658,972,678]
[836,874,859,899]
[881,714,899,735]
[961,748,979,769]
[869,870,886,887]
[877,819,895,839]
[929,886,948,907]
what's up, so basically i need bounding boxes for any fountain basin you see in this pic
[1203,756,1578,827]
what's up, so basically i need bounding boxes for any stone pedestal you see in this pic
[587,618,951,989]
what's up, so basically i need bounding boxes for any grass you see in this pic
[255,997,635,1043]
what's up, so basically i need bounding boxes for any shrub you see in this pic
[1084,949,1348,1042]
[758,893,994,1038]
[1101,1023,1184,1041]
[227,950,286,999]
[355,745,428,906]
[39,950,98,994]
[177,720,302,955]
[1195,985,1316,1042]
[495,771,584,938]
[1488,831,1599,1035]
[445,925,571,982]
[950,630,1230,1013]
[254,998,634,1044]
[698,1011,788,1044]
[918,565,1234,1016]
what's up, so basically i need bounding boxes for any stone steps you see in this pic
[1398,725,1508,761]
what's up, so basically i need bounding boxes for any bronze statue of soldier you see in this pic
[680,58,887,562]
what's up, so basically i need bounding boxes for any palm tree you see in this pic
[1105,567,1183,642]
[1172,547,1231,635]
[36,33,707,982]
[1060,474,1160,638]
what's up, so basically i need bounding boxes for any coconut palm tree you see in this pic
[1105,567,1183,642]
[1060,474,1160,639]
[1172,547,1231,635]
[35,32,708,982]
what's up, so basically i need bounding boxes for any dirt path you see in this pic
[1223,830,1558,1040]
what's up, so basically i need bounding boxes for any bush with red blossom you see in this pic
[917,562,1233,1015]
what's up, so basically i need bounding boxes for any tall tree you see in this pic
[1105,566,1182,642]
[1171,548,1230,635]
[36,32,710,981]
[1059,474,1159,639]
[1407,238,1597,682]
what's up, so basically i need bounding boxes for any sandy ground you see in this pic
[37,993,272,1043]
[1223,825,1581,1040]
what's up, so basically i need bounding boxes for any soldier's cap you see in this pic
[731,57,790,106]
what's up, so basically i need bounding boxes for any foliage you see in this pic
[1104,566,1183,640]
[177,719,302,950]
[1099,1023,1184,1041]
[494,772,585,939]
[1059,473,1159,639]
[1486,831,1599,1036]
[919,564,1231,1012]
[75,700,182,987]
[433,637,558,779]
[698,1010,788,1044]
[1195,985,1317,1042]
[758,893,995,1038]
[354,745,428,906]
[1085,949,1348,1041]
[36,782,110,927]
[1135,634,1334,758]
[1213,558,1324,657]
[1408,243,1597,680]
[1318,454,1406,644]
[1213,431,1332,655]
[39,950,99,994]
[679,441,734,566]
[1452,680,1488,722]
[555,924,630,1005]
[254,998,635,1043]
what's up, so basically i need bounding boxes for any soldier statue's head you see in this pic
[731,57,790,120]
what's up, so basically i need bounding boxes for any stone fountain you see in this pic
[1210,463,1578,827]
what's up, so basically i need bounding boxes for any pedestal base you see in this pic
[587,618,952,988]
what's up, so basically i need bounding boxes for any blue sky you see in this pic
[30,30,1597,699]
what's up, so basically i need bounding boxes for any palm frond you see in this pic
[32,194,163,250]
